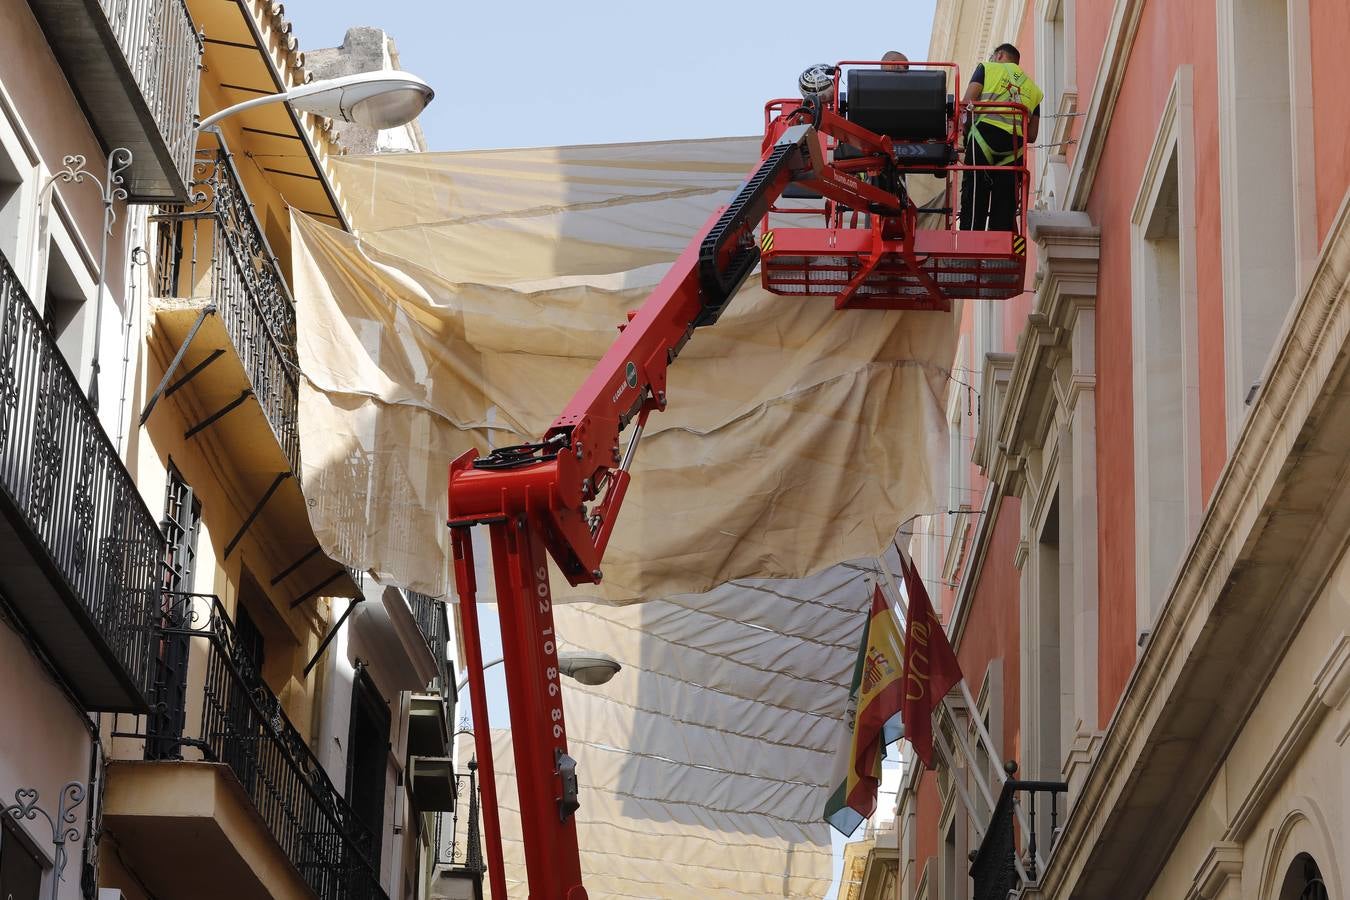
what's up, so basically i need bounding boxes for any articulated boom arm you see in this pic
[447,121,867,585]
[447,113,915,900]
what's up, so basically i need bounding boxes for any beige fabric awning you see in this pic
[295,137,953,898]
[292,137,954,603]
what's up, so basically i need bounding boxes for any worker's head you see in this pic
[991,43,1021,64]
[881,50,910,71]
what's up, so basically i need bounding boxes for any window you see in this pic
[1039,0,1076,116]
[1135,150,1186,614]
[40,240,93,377]
[160,463,201,595]
[942,822,958,900]
[1035,0,1077,205]
[0,811,44,900]
[1219,0,1314,440]
[1131,70,1201,633]
[1032,494,1064,781]
[1278,853,1329,900]
[945,340,977,584]
[0,150,24,269]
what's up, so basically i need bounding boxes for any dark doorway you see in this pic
[0,815,44,900]
[146,462,201,760]
[233,599,266,682]
[346,670,390,873]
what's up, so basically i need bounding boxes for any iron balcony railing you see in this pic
[147,592,388,900]
[98,0,203,188]
[0,250,163,699]
[433,764,485,878]
[970,779,1067,900]
[152,144,301,472]
[408,590,451,693]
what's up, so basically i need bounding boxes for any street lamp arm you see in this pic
[197,92,294,130]
[455,656,505,693]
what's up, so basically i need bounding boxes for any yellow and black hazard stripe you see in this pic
[760,230,775,253]
[1012,235,1026,256]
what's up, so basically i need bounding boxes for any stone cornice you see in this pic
[1037,189,1350,900]
[1187,843,1243,900]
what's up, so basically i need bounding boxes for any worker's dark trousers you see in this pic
[960,124,1021,231]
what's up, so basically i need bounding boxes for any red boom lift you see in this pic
[447,60,1029,899]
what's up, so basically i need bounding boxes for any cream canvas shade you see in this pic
[292,137,954,603]
[295,137,950,898]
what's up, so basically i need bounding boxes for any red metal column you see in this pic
[450,528,510,899]
[488,516,588,900]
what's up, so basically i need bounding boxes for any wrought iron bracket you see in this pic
[5,782,86,900]
[223,471,291,558]
[289,570,345,610]
[271,545,323,586]
[140,303,217,425]
[39,150,132,412]
[166,348,225,397]
[183,388,253,439]
[301,596,364,677]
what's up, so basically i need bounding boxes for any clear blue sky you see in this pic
[281,0,938,151]
[281,1,938,893]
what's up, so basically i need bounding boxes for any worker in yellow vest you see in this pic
[959,43,1043,231]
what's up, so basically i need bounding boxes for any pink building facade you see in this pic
[896,1,1350,898]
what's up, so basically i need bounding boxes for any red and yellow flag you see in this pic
[824,585,906,835]
[899,547,963,768]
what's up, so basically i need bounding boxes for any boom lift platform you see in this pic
[447,60,1031,900]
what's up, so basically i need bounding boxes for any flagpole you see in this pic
[958,679,1008,785]
[893,533,1048,877]
[931,729,987,842]
[873,555,907,621]
[938,697,999,814]
[933,728,1032,885]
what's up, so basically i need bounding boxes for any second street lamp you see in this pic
[456,651,622,696]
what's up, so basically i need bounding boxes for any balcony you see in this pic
[27,0,203,200]
[970,779,1067,900]
[0,251,163,711]
[408,590,452,760]
[104,592,387,900]
[147,143,360,606]
[431,766,485,900]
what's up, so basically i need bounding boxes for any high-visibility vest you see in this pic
[975,61,1043,138]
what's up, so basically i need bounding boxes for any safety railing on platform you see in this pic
[970,778,1067,900]
[151,141,301,473]
[433,763,486,878]
[145,592,388,900]
[99,0,203,187]
[0,250,163,699]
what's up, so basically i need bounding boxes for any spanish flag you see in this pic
[824,584,906,835]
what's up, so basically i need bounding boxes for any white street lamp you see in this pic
[558,652,623,686]
[197,70,434,131]
[457,651,622,694]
